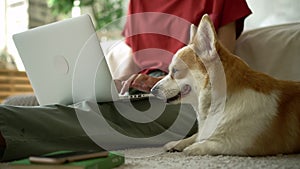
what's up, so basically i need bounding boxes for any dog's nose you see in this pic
[150,85,166,100]
[150,85,160,96]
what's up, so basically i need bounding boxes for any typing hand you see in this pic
[119,74,163,95]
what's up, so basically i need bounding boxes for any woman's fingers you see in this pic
[120,74,138,95]
[119,74,164,94]
[131,74,162,92]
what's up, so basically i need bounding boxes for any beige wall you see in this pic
[5,0,28,70]
[245,0,300,30]
[0,1,6,51]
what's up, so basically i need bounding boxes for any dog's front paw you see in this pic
[183,142,208,156]
[183,141,225,156]
[164,140,182,152]
[164,140,189,152]
[183,143,206,156]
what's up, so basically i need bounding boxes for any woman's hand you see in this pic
[118,74,163,95]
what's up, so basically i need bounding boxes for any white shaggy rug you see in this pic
[116,147,300,169]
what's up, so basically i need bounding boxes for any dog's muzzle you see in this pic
[150,85,166,100]
[151,84,192,103]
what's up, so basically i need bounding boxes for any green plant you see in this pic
[47,0,124,30]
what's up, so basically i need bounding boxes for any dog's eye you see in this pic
[172,68,178,74]
[171,68,180,79]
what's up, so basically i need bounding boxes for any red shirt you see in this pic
[123,0,252,73]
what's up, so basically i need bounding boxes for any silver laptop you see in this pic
[13,14,152,106]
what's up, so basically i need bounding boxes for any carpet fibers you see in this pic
[116,147,300,169]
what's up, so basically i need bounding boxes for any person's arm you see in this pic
[217,21,236,53]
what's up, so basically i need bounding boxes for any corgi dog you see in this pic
[150,14,300,156]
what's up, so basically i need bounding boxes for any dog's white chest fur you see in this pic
[192,88,279,155]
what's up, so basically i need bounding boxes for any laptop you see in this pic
[13,14,152,106]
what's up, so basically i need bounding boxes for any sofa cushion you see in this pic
[235,23,300,81]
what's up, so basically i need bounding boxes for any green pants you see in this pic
[0,99,197,162]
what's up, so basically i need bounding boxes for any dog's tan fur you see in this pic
[151,15,300,156]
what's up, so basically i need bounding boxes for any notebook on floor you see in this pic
[13,14,153,106]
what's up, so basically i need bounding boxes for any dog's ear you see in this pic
[188,24,197,44]
[192,14,218,61]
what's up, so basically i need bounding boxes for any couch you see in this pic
[235,22,300,81]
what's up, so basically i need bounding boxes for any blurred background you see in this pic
[0,0,128,71]
[0,0,300,71]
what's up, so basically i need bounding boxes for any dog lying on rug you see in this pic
[151,14,300,156]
